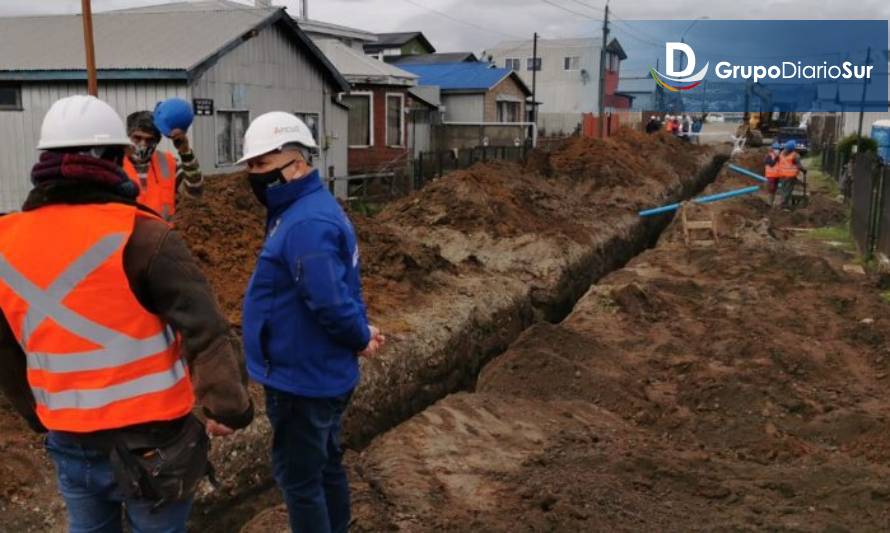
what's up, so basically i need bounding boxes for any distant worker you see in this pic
[691,115,704,144]
[645,115,661,134]
[764,141,783,207]
[776,139,807,209]
[0,95,253,532]
[124,107,203,221]
[664,115,674,132]
[238,112,385,533]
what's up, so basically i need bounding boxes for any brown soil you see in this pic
[0,130,719,532]
[301,155,890,532]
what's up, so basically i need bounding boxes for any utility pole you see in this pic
[597,1,609,138]
[81,0,98,96]
[856,46,872,148]
[531,32,538,127]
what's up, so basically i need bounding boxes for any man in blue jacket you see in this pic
[237,112,384,533]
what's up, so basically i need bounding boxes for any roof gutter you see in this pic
[0,69,189,82]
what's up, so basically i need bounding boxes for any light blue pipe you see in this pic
[639,185,761,217]
[728,164,769,183]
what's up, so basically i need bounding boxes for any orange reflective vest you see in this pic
[776,151,800,179]
[123,151,178,221]
[0,203,193,432]
[765,150,782,179]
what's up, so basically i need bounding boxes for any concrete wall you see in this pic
[442,93,485,122]
[539,112,582,137]
[0,80,188,213]
[488,40,600,115]
[431,123,530,151]
[190,21,346,178]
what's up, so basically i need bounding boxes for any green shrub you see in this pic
[837,134,878,162]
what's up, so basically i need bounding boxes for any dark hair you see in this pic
[126,110,161,140]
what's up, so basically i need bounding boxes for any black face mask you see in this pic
[247,160,298,206]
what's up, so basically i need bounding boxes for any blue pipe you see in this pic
[639,185,761,217]
[728,164,768,183]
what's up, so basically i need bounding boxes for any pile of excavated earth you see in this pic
[11,131,887,532]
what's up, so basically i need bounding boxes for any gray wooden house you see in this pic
[0,0,349,212]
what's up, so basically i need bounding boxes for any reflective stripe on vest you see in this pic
[0,204,193,431]
[123,151,178,221]
[777,151,799,179]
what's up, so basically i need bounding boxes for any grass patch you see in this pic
[882,290,890,304]
[802,154,839,197]
[804,221,857,253]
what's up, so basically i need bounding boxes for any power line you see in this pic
[401,0,525,40]
[563,0,605,14]
[539,0,599,20]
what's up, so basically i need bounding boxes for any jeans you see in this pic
[265,387,352,533]
[44,431,192,533]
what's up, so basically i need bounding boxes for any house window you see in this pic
[216,110,249,165]
[0,84,22,111]
[564,56,580,71]
[293,112,321,145]
[497,101,520,123]
[527,57,542,71]
[505,58,521,71]
[343,93,373,147]
[386,93,404,147]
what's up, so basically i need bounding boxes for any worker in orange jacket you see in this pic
[775,140,806,209]
[0,95,252,532]
[764,141,783,207]
[123,111,203,221]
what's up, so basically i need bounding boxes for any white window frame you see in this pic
[527,57,542,71]
[344,91,374,149]
[215,109,249,167]
[385,92,405,148]
[564,56,580,71]
[293,111,321,146]
[505,57,520,71]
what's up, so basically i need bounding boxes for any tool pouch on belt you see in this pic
[109,414,212,508]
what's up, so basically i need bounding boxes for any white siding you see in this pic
[488,40,600,115]
[442,94,485,122]
[0,80,188,213]
[190,23,347,179]
[841,111,890,138]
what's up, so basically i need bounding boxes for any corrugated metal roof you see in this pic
[389,53,478,66]
[0,8,270,71]
[314,39,417,86]
[398,62,530,94]
[408,85,441,108]
[364,31,435,54]
[298,18,378,43]
[0,3,349,91]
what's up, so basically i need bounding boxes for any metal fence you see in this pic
[412,145,529,190]
[849,152,890,259]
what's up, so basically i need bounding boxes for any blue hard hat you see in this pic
[153,98,194,137]
[784,139,797,151]
[771,141,781,150]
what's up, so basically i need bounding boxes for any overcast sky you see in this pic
[1,0,887,74]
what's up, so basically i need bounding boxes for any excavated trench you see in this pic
[191,151,729,531]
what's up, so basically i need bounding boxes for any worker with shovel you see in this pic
[776,139,807,209]
[0,95,253,532]
[124,99,204,222]
[239,112,385,533]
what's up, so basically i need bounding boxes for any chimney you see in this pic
[254,0,273,8]
[301,0,309,19]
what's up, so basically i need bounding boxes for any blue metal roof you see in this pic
[398,62,529,93]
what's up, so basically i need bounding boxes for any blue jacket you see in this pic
[243,170,370,397]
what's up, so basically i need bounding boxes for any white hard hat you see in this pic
[37,95,131,150]
[237,111,318,165]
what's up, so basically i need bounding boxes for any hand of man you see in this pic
[359,325,386,358]
[206,419,234,438]
[169,128,190,154]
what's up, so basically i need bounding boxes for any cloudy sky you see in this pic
[1,0,887,75]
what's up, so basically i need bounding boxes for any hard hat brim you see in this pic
[235,139,319,166]
[37,136,133,150]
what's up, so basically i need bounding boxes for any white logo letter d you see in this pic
[666,42,695,78]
